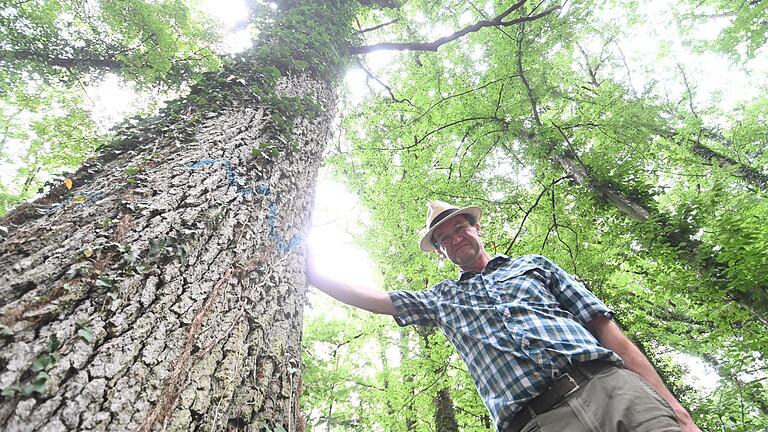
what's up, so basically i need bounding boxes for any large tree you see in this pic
[0,1,351,430]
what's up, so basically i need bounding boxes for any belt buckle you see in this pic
[560,373,580,398]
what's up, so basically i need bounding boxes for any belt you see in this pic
[507,361,616,432]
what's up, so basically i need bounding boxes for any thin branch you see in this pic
[575,42,600,87]
[355,58,417,109]
[349,2,560,54]
[504,175,569,255]
[612,40,637,95]
[515,22,542,127]
[372,116,506,151]
[1,49,124,71]
[410,75,516,125]
[357,19,400,34]
[677,63,699,119]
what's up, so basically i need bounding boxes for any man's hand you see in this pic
[587,316,701,432]
[679,419,702,432]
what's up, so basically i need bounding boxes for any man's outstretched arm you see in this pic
[306,256,397,316]
[587,316,701,432]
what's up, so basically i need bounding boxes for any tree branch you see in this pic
[515,22,542,128]
[357,19,400,34]
[504,175,569,255]
[0,49,124,71]
[349,1,560,54]
[355,58,417,109]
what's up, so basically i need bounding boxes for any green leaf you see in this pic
[1,386,19,397]
[77,328,95,344]
[95,277,114,288]
[47,334,60,353]
[32,354,54,372]
[22,374,49,397]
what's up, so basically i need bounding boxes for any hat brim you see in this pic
[419,206,482,252]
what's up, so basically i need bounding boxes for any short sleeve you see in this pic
[388,288,440,327]
[535,255,613,325]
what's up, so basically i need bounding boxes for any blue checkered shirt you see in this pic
[388,254,623,431]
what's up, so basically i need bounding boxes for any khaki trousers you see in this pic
[519,366,681,432]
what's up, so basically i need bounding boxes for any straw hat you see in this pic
[419,200,482,252]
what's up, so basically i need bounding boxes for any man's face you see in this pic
[432,215,483,267]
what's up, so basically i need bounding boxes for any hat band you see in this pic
[429,208,459,228]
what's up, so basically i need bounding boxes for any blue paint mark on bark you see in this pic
[192,158,303,252]
[190,159,255,196]
[47,191,104,213]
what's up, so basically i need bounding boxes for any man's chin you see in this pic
[450,248,476,265]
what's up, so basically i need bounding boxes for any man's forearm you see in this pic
[610,333,695,427]
[307,270,397,315]
[588,317,700,432]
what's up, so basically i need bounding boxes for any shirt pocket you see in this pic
[438,282,493,307]
[496,264,558,306]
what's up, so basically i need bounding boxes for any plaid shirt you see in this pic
[388,254,623,431]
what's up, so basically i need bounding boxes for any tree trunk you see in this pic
[416,326,458,432]
[0,0,354,428]
[434,388,459,432]
[399,329,416,431]
[513,27,768,325]
[0,71,334,431]
[689,138,768,191]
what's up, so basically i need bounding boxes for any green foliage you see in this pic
[0,0,223,215]
[0,82,105,215]
[0,0,220,86]
[254,1,358,80]
[1,334,61,398]
[303,0,768,430]
[679,0,768,61]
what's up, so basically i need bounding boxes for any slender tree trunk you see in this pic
[0,0,355,429]
[689,138,768,191]
[434,387,459,432]
[399,329,416,431]
[416,326,458,432]
[513,27,768,326]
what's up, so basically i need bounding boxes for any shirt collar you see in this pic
[458,254,511,281]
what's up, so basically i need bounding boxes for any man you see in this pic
[307,200,701,432]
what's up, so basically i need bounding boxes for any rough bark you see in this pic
[0,71,335,431]
[689,139,768,191]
